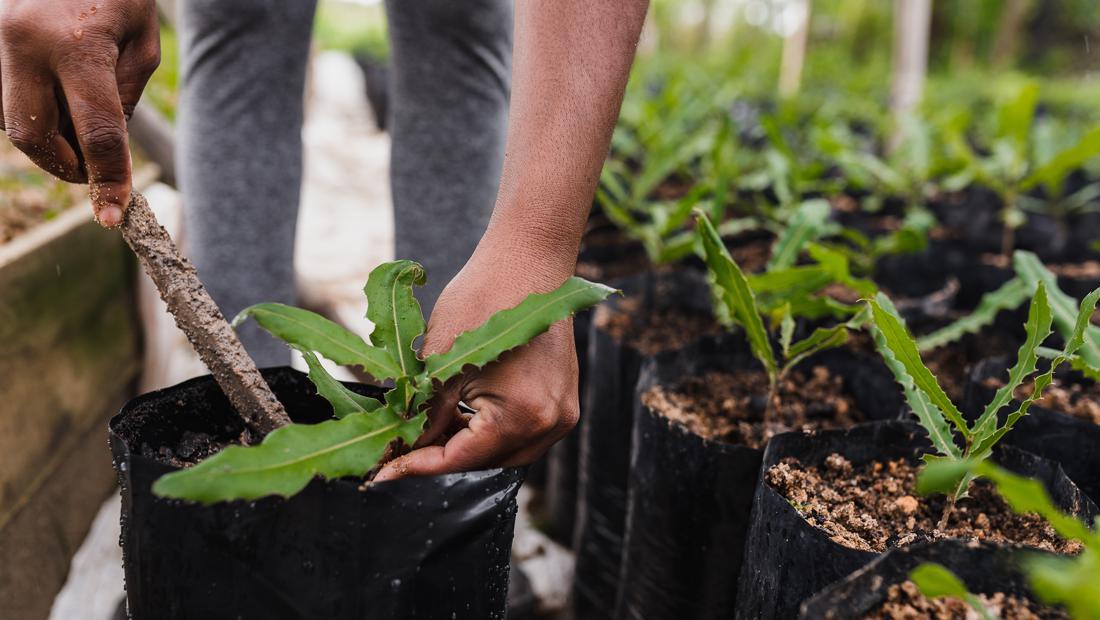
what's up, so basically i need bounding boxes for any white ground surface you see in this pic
[50,51,571,619]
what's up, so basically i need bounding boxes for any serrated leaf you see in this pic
[970,282,1053,439]
[1014,251,1100,371]
[234,303,402,380]
[784,324,849,372]
[917,277,1031,351]
[768,199,831,270]
[423,277,616,384]
[972,286,1100,457]
[868,294,964,457]
[299,350,382,418]
[365,260,427,378]
[153,410,427,504]
[696,210,777,377]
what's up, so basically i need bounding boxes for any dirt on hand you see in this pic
[865,580,1068,620]
[766,454,1081,554]
[642,366,863,449]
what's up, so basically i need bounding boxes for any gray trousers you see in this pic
[178,0,513,366]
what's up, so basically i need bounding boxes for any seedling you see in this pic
[153,260,614,504]
[944,83,1100,256]
[916,251,1100,383]
[917,461,1100,620]
[695,211,870,427]
[868,281,1100,527]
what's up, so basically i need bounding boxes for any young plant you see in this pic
[695,211,866,426]
[868,282,1100,527]
[916,250,1100,381]
[944,83,1100,256]
[153,260,614,504]
[917,460,1100,620]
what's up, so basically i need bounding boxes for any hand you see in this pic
[375,246,581,481]
[0,0,159,227]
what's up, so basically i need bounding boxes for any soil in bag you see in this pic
[111,368,524,620]
[800,540,1069,619]
[572,269,718,619]
[734,420,1097,620]
[615,333,903,620]
[966,355,1100,504]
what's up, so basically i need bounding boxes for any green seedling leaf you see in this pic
[917,277,1031,351]
[299,350,382,418]
[767,199,830,270]
[1024,552,1100,619]
[424,277,616,384]
[1014,251,1100,371]
[365,260,428,377]
[969,282,1053,440]
[234,303,402,380]
[779,303,795,358]
[972,285,1100,457]
[910,564,994,620]
[783,325,849,373]
[696,210,777,377]
[153,409,427,504]
[868,293,969,446]
[1022,125,1100,196]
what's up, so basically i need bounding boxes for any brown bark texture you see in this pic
[118,192,291,435]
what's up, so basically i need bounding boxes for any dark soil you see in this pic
[865,580,1068,620]
[144,430,227,468]
[728,234,772,274]
[766,454,1081,554]
[592,297,718,355]
[1049,260,1100,279]
[922,346,972,403]
[641,366,863,449]
[983,375,1100,426]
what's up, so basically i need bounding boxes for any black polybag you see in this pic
[799,540,1052,618]
[110,368,523,620]
[616,336,904,620]
[966,356,1100,504]
[734,420,1097,620]
[572,269,713,619]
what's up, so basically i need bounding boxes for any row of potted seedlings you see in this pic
[560,200,1100,618]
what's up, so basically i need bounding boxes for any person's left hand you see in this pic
[374,246,580,482]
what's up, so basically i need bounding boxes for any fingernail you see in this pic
[97,205,123,228]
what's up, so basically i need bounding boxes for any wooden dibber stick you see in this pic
[118,192,291,437]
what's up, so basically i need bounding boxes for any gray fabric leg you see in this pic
[385,0,513,315]
[177,0,317,367]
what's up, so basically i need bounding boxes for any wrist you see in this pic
[475,209,584,290]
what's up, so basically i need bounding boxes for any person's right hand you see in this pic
[0,0,159,227]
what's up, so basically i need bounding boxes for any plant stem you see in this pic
[1000,191,1018,258]
[764,371,781,429]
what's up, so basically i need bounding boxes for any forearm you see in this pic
[477,0,649,285]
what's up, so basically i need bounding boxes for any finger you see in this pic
[414,383,463,448]
[375,408,519,482]
[56,61,131,227]
[116,13,160,119]
[1,69,83,181]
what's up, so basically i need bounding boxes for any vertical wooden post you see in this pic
[778,0,812,99]
[890,0,932,146]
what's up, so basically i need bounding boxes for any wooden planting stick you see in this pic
[118,192,291,436]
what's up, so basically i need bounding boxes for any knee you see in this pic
[184,0,316,37]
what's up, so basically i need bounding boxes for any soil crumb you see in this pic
[865,580,1068,620]
[642,366,863,448]
[984,375,1100,426]
[593,296,717,355]
[766,455,1081,554]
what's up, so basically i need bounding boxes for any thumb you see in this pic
[57,64,132,228]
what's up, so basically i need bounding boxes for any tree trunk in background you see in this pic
[991,0,1033,68]
[779,0,812,99]
[890,0,931,149]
